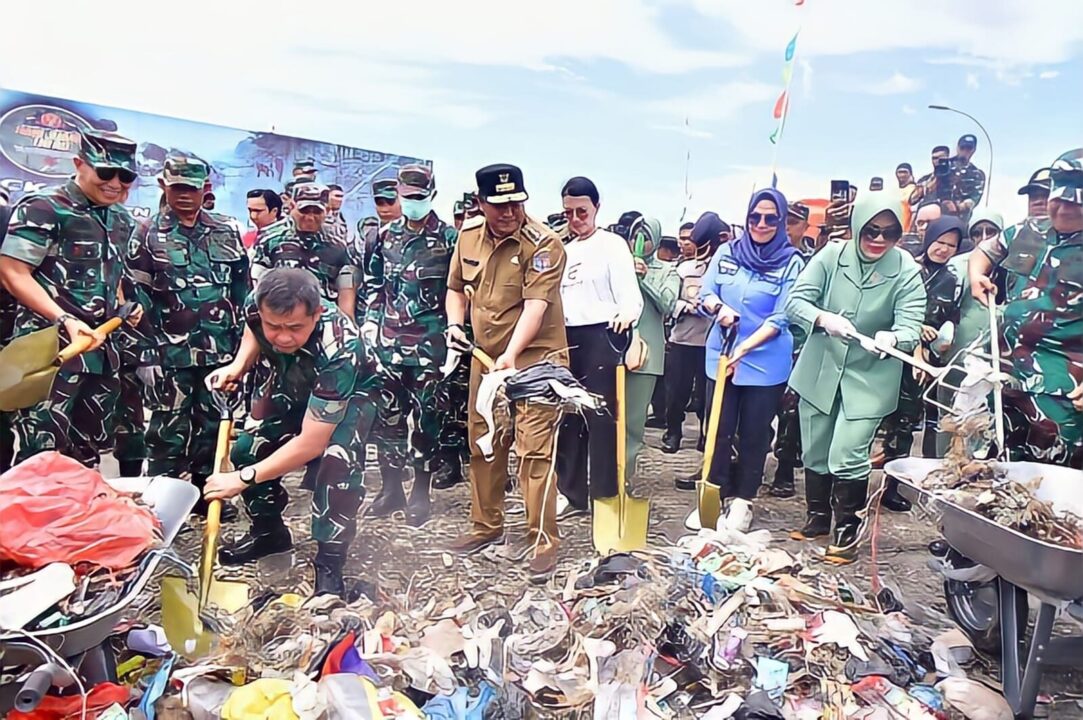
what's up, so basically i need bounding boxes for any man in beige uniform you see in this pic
[444,163,568,582]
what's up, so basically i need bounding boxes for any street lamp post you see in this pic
[929,104,993,206]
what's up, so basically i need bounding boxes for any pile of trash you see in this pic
[54,525,1019,719]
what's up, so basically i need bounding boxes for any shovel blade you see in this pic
[160,575,215,659]
[592,495,650,554]
[697,481,722,529]
[0,366,59,411]
[0,326,61,410]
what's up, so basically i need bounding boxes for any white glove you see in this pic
[136,365,163,387]
[868,331,897,359]
[817,312,857,339]
[359,321,379,346]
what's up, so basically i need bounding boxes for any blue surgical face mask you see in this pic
[401,197,433,221]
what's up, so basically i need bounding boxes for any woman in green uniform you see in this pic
[784,192,926,564]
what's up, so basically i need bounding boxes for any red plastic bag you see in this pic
[6,681,130,719]
[0,452,160,571]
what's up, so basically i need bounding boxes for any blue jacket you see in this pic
[700,243,804,386]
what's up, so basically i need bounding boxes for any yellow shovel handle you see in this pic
[700,353,729,483]
[616,364,627,498]
[472,347,496,370]
[56,316,124,364]
[205,417,234,533]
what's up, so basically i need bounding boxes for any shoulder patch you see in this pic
[461,215,484,231]
[520,218,555,246]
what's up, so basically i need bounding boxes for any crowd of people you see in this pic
[0,127,1080,595]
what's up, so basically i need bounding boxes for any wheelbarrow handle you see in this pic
[849,330,943,377]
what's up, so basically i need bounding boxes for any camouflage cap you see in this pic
[788,202,810,222]
[372,178,398,201]
[1017,167,1052,196]
[292,182,329,209]
[161,153,210,188]
[293,157,316,172]
[1049,148,1083,206]
[397,164,435,198]
[79,129,137,172]
[453,200,465,217]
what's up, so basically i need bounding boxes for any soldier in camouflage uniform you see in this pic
[253,183,356,318]
[126,154,249,510]
[323,183,349,247]
[111,323,148,476]
[945,134,986,225]
[204,268,378,596]
[974,149,1083,468]
[0,130,142,467]
[361,164,457,526]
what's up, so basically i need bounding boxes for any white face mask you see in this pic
[401,197,433,221]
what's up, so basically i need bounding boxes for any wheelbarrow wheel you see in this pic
[944,577,1027,656]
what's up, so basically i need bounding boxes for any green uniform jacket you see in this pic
[785,194,926,420]
[632,256,679,377]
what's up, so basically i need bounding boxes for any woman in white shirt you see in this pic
[556,177,644,516]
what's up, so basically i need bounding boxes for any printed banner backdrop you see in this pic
[0,89,428,228]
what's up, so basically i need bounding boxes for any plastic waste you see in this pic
[852,676,942,719]
[936,678,1013,720]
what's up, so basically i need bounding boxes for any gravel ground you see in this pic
[115,412,1083,718]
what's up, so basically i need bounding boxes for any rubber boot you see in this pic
[768,461,796,498]
[661,431,681,454]
[432,457,464,490]
[365,466,407,518]
[825,477,870,565]
[118,459,145,477]
[405,471,432,528]
[219,515,292,565]
[790,470,832,540]
[880,476,912,512]
[313,543,347,597]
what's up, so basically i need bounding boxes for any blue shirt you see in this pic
[699,243,804,386]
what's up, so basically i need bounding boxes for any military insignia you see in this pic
[532,250,553,272]
[510,256,520,265]
[499,173,510,183]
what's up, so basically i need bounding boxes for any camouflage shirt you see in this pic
[999,226,1083,397]
[362,212,456,367]
[949,160,986,210]
[979,217,1053,302]
[323,210,349,247]
[0,179,135,374]
[920,259,964,334]
[245,297,377,424]
[251,218,355,303]
[126,209,250,368]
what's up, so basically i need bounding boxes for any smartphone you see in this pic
[830,180,850,202]
[869,177,884,191]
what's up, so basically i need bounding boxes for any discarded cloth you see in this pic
[221,678,298,720]
[474,368,516,459]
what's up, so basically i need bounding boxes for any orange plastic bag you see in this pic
[6,681,130,719]
[0,452,160,571]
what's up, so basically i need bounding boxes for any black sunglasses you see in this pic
[748,212,780,226]
[94,166,137,184]
[374,197,397,207]
[860,222,903,243]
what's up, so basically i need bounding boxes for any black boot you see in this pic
[365,466,407,517]
[880,477,912,512]
[645,414,666,429]
[790,470,832,540]
[675,472,698,491]
[661,431,681,454]
[313,544,347,597]
[191,497,239,522]
[219,516,292,565]
[405,471,432,528]
[118,459,144,477]
[768,462,796,498]
[432,458,464,490]
[826,477,870,565]
[696,433,706,453]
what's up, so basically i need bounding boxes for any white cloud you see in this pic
[966,73,981,89]
[863,72,923,96]
[652,124,716,140]
[902,105,918,116]
[1040,70,1061,79]
[646,82,778,124]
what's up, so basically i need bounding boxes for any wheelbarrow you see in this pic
[885,457,1083,720]
[0,475,198,715]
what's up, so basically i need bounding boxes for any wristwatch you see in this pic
[239,467,258,486]
[54,313,75,327]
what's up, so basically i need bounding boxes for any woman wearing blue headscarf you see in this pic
[693,188,805,531]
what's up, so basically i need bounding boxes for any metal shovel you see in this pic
[698,326,739,529]
[0,303,136,411]
[594,330,649,554]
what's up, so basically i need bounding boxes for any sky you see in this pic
[1,0,1081,231]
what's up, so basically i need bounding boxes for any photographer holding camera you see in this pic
[910,145,952,211]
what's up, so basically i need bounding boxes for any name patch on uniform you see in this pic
[532,250,553,272]
[718,258,740,273]
[463,258,480,266]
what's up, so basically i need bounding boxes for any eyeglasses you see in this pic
[563,207,591,220]
[94,166,137,184]
[748,212,780,226]
[298,206,324,215]
[969,225,999,240]
[860,223,903,243]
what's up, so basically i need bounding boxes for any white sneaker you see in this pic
[724,498,753,533]
[684,508,702,531]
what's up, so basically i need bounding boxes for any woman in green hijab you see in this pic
[784,192,926,564]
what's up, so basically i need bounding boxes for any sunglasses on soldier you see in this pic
[94,166,137,184]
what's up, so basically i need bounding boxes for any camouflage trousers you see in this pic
[436,359,470,473]
[373,364,451,474]
[145,366,218,482]
[13,371,119,467]
[111,368,147,474]
[1003,389,1083,469]
[233,396,376,551]
[773,387,803,466]
[878,372,925,461]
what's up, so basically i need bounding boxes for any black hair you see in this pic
[679,222,695,233]
[719,220,732,233]
[560,176,600,206]
[327,183,343,193]
[897,162,913,172]
[932,145,951,155]
[247,188,283,218]
[255,268,321,316]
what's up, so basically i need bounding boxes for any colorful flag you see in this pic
[784,33,799,62]
[773,91,788,120]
